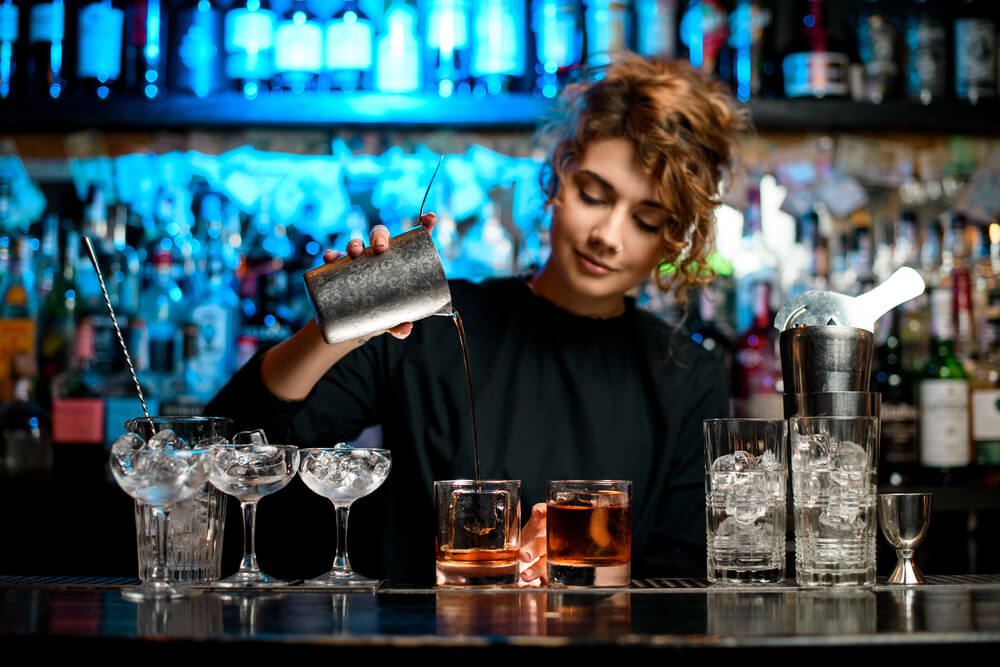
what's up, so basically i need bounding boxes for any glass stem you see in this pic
[239,501,260,573]
[150,506,171,583]
[332,503,352,574]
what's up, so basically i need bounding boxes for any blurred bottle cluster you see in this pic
[0,0,998,104]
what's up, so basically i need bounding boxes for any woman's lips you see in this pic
[575,251,615,275]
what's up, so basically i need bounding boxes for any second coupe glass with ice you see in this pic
[298,444,392,589]
[208,430,300,587]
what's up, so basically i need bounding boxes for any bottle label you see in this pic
[0,318,35,402]
[881,401,919,464]
[225,8,275,52]
[955,18,996,100]
[783,51,850,98]
[919,379,970,467]
[0,5,18,42]
[190,301,231,381]
[972,388,1000,441]
[906,19,946,99]
[30,3,64,43]
[326,19,373,70]
[275,20,322,72]
[77,3,125,80]
[52,398,105,444]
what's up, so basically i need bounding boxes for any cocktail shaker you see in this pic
[304,227,453,345]
[779,326,877,419]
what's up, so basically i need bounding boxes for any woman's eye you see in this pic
[578,189,605,205]
[634,217,661,233]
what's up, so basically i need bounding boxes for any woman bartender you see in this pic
[207,53,749,585]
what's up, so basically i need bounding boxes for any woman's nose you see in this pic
[588,204,628,254]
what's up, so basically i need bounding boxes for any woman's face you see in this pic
[545,137,673,315]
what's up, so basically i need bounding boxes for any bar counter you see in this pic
[3,575,999,658]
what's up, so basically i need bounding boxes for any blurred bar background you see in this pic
[0,0,997,578]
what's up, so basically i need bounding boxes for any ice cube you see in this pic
[793,434,830,471]
[147,429,189,451]
[233,429,268,446]
[759,449,782,471]
[832,441,869,472]
[727,475,768,525]
[733,450,756,472]
[450,489,508,550]
[818,503,862,533]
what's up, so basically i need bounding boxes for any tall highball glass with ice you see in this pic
[790,416,879,586]
[704,418,788,584]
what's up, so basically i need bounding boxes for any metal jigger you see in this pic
[879,493,933,584]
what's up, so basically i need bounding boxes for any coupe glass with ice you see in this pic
[298,444,392,588]
[126,417,231,583]
[434,480,521,587]
[790,416,879,586]
[110,428,211,601]
[703,418,788,584]
[208,430,300,587]
[546,480,632,587]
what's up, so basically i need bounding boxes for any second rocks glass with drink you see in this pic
[435,480,521,587]
[546,480,632,587]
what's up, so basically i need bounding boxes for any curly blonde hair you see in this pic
[540,53,750,307]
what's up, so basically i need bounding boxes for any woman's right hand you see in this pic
[518,503,548,587]
[323,212,438,342]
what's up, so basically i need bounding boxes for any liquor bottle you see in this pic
[731,280,783,419]
[856,0,900,103]
[325,0,374,91]
[273,0,322,94]
[725,0,775,102]
[224,0,275,99]
[0,0,17,99]
[919,288,971,470]
[141,248,182,397]
[50,318,105,445]
[0,350,53,476]
[689,280,736,379]
[781,0,850,98]
[76,0,125,99]
[953,0,996,103]
[424,0,472,96]
[170,0,223,97]
[531,0,581,98]
[25,0,66,99]
[110,203,140,320]
[635,0,677,60]
[872,308,919,487]
[37,225,77,409]
[102,314,159,446]
[470,0,525,95]
[375,0,421,93]
[0,236,37,403]
[34,212,59,306]
[679,0,727,75]
[122,0,166,99]
[904,0,946,104]
[971,313,1000,467]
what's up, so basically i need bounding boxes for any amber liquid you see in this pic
[547,500,632,566]
[451,310,481,481]
[436,546,521,566]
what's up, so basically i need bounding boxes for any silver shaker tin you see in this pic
[303,227,453,345]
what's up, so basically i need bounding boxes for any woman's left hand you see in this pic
[518,503,547,587]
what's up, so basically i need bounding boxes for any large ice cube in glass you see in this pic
[449,489,509,550]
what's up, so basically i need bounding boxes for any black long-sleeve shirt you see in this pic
[207,277,728,584]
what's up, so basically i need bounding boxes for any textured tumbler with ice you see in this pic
[704,418,788,584]
[435,480,521,586]
[790,416,879,586]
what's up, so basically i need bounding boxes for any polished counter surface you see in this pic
[3,575,999,657]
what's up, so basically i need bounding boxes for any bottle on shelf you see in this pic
[423,0,472,96]
[37,225,78,409]
[679,0,728,75]
[530,0,581,98]
[25,0,67,99]
[634,0,677,61]
[0,0,17,99]
[971,308,1000,468]
[725,0,776,102]
[273,0,322,94]
[856,0,901,104]
[50,318,105,445]
[375,0,422,93]
[170,0,223,97]
[0,236,38,403]
[904,0,946,105]
[872,307,919,487]
[953,0,996,104]
[325,0,374,91]
[731,280,783,419]
[224,0,276,99]
[919,287,971,472]
[0,351,53,477]
[470,0,526,95]
[141,247,182,398]
[122,0,166,99]
[781,0,850,99]
[76,0,125,99]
